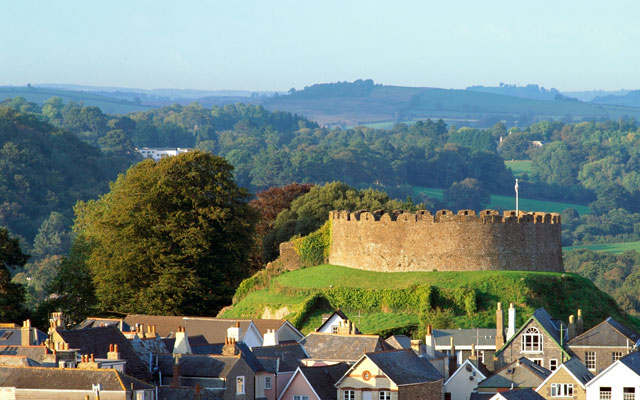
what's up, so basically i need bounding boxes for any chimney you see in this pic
[568,315,576,340]
[469,343,477,360]
[194,384,202,400]
[78,353,99,370]
[425,325,435,357]
[496,302,505,349]
[411,339,424,355]
[506,303,516,341]
[263,329,278,346]
[576,309,584,336]
[173,327,192,355]
[171,356,181,388]
[448,337,457,377]
[227,322,242,342]
[21,320,34,347]
[107,344,121,360]
[223,337,240,356]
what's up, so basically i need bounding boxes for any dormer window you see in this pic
[522,327,543,352]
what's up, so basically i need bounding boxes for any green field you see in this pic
[505,160,533,177]
[413,186,591,215]
[564,241,640,254]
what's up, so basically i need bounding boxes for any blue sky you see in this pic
[1,0,638,91]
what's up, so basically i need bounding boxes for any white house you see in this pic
[316,310,350,334]
[137,147,191,161]
[444,355,490,400]
[585,351,640,400]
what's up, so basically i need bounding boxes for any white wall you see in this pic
[317,314,346,334]
[586,362,640,400]
[444,360,485,400]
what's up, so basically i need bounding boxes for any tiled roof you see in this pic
[74,318,130,331]
[56,326,151,381]
[158,387,224,400]
[385,335,411,350]
[365,349,443,384]
[433,328,496,348]
[251,319,286,336]
[300,363,349,400]
[493,388,545,400]
[0,328,47,346]
[568,316,640,347]
[562,357,594,385]
[162,335,209,352]
[124,315,185,337]
[157,354,240,378]
[469,358,493,378]
[299,333,390,361]
[0,346,49,365]
[183,318,254,344]
[478,357,550,389]
[620,352,640,375]
[0,366,153,390]
[0,355,38,367]
[252,343,307,372]
[497,309,569,358]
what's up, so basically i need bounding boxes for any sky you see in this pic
[1,0,639,92]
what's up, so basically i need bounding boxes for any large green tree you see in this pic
[0,227,28,321]
[72,151,257,315]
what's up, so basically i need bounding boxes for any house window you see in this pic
[478,350,484,364]
[294,396,309,400]
[379,391,391,400]
[613,352,623,362]
[531,358,544,367]
[551,383,573,397]
[343,390,355,400]
[264,376,272,390]
[332,325,339,334]
[236,376,245,395]
[521,327,543,352]
[624,388,635,400]
[549,359,558,371]
[585,352,596,370]
[600,387,612,400]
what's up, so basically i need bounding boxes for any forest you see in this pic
[2,94,640,321]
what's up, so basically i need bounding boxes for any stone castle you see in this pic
[328,209,563,273]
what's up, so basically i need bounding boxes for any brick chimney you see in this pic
[448,337,457,377]
[223,337,240,356]
[78,353,99,370]
[21,320,34,347]
[173,326,192,355]
[576,309,584,336]
[410,339,424,355]
[425,325,435,357]
[469,343,477,360]
[495,302,505,350]
[568,315,576,340]
[107,344,121,360]
[171,356,181,388]
[263,329,278,346]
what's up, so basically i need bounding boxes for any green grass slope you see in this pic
[221,264,637,336]
[0,87,155,114]
[564,241,640,254]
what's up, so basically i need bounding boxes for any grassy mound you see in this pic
[221,264,638,336]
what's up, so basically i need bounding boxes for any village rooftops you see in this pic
[490,388,545,400]
[363,349,443,384]
[568,316,640,347]
[478,357,551,390]
[252,343,308,372]
[432,328,497,349]
[298,332,391,362]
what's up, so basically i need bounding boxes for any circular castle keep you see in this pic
[328,209,563,273]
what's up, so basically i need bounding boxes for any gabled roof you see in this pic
[365,349,443,385]
[496,308,569,358]
[385,335,411,350]
[0,355,40,367]
[433,328,496,348]
[299,332,391,361]
[490,388,545,400]
[161,334,209,352]
[252,343,308,372]
[0,328,47,346]
[124,315,185,337]
[0,366,153,390]
[55,326,151,380]
[316,310,349,332]
[445,358,490,385]
[0,346,50,365]
[300,363,350,400]
[157,354,240,378]
[568,316,640,347]
[535,357,593,390]
[478,357,551,389]
[183,318,258,345]
[585,351,640,387]
[74,317,130,332]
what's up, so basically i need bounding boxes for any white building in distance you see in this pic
[137,147,192,161]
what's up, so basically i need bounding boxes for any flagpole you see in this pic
[515,179,519,215]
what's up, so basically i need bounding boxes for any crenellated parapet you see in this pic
[328,209,563,273]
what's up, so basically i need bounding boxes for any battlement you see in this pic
[328,208,563,273]
[329,209,561,224]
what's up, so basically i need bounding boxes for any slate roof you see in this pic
[252,319,286,335]
[470,393,494,400]
[365,349,443,384]
[183,318,255,344]
[469,358,493,379]
[158,387,224,400]
[620,351,640,375]
[568,316,640,347]
[0,355,39,367]
[252,343,308,372]
[55,326,151,380]
[492,388,545,400]
[478,357,551,389]
[0,346,49,365]
[433,328,497,348]
[157,354,240,378]
[0,328,47,346]
[299,363,350,400]
[0,366,153,390]
[74,317,130,331]
[299,332,391,361]
[562,357,594,386]
[385,335,412,350]
[497,309,569,358]
[124,315,185,337]
[162,334,209,352]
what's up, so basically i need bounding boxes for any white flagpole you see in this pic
[515,179,519,215]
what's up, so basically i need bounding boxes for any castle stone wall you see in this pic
[328,209,563,272]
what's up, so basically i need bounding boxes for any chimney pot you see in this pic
[235,321,240,328]
[90,354,95,363]
[114,344,118,352]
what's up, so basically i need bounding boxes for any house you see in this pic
[585,351,640,400]
[566,315,639,375]
[335,349,443,400]
[385,327,454,381]
[444,346,491,400]
[316,310,351,334]
[0,365,154,399]
[432,328,497,369]
[278,363,349,400]
[477,357,551,392]
[494,308,570,372]
[253,319,305,345]
[488,388,545,400]
[253,343,309,400]
[298,332,391,364]
[50,326,152,381]
[137,147,192,161]
[535,357,593,400]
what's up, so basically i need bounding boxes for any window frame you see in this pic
[612,352,623,362]
[549,359,558,371]
[343,390,355,400]
[521,327,543,353]
[236,376,245,395]
[550,383,574,397]
[585,351,597,371]
[379,391,391,400]
[264,376,272,390]
[293,396,310,400]
[600,387,612,400]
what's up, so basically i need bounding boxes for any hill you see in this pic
[220,264,638,336]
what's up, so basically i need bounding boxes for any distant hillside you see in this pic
[466,83,561,101]
[221,264,637,336]
[592,90,640,107]
[264,80,640,127]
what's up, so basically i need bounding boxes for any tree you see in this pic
[0,227,28,321]
[72,151,257,315]
[31,212,72,260]
[443,178,491,211]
